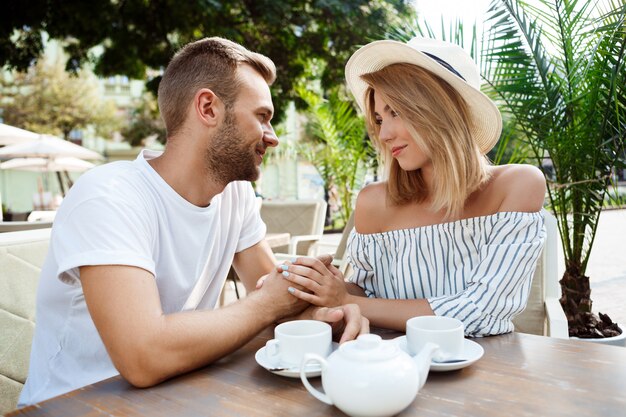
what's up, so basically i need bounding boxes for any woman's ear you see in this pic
[194,88,223,128]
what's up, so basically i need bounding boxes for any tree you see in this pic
[481,0,625,338]
[1,58,121,139]
[0,0,413,120]
[121,92,166,147]
[297,84,372,229]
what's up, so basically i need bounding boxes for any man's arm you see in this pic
[234,240,370,341]
[231,239,276,293]
[80,262,306,388]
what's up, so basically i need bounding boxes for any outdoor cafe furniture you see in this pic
[0,221,54,233]
[6,327,626,417]
[0,211,56,234]
[260,199,327,256]
[0,123,38,146]
[264,232,291,249]
[0,229,51,414]
[26,211,57,223]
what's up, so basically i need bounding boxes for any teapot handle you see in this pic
[300,354,332,405]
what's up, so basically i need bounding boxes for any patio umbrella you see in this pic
[0,134,103,160]
[0,135,102,197]
[0,123,39,145]
[0,157,95,172]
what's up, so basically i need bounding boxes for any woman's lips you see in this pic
[391,145,407,157]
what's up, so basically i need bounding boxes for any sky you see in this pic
[413,0,491,23]
[412,0,491,49]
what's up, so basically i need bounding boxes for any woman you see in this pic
[283,37,546,336]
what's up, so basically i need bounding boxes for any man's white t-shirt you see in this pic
[18,150,265,406]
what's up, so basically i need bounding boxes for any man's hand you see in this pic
[256,268,309,318]
[297,304,369,343]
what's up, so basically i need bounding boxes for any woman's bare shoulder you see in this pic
[354,182,388,234]
[490,164,546,212]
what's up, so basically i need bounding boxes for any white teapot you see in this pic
[300,333,439,417]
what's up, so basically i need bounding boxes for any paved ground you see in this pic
[586,209,626,327]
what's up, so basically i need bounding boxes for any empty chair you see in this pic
[260,199,327,256]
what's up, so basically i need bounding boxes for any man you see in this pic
[19,37,367,406]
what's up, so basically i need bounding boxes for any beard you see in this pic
[204,111,260,184]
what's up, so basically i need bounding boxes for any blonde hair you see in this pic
[361,63,490,219]
[158,37,276,137]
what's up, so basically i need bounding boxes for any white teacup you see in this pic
[266,320,332,367]
[406,316,464,360]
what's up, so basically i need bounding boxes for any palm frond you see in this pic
[296,85,372,225]
[482,0,626,274]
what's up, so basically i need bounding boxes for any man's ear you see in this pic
[194,88,223,128]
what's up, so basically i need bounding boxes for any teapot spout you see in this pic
[413,342,439,389]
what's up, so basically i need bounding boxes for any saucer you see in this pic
[393,336,484,372]
[255,342,339,378]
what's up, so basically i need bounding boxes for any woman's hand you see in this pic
[279,255,349,307]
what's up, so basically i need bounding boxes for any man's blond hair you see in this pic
[362,63,490,219]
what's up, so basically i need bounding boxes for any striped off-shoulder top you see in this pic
[346,211,546,336]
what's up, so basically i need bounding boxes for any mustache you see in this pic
[255,143,268,154]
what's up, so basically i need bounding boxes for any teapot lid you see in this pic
[338,334,400,362]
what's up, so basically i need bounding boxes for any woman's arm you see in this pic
[287,276,434,331]
[283,184,435,331]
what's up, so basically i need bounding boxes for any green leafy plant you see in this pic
[296,85,372,228]
[481,0,625,338]
[1,58,122,140]
[121,92,166,147]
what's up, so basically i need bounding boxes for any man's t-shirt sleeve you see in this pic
[53,197,155,285]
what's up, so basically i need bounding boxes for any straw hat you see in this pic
[345,37,502,154]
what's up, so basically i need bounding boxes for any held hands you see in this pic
[257,255,367,343]
[255,254,348,307]
[256,268,309,318]
[279,255,349,307]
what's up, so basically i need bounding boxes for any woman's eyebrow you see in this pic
[374,105,391,117]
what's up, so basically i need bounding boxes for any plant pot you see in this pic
[571,330,626,348]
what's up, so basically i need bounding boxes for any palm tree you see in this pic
[481,0,625,338]
[297,86,372,228]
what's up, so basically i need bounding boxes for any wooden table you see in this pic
[9,329,626,417]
